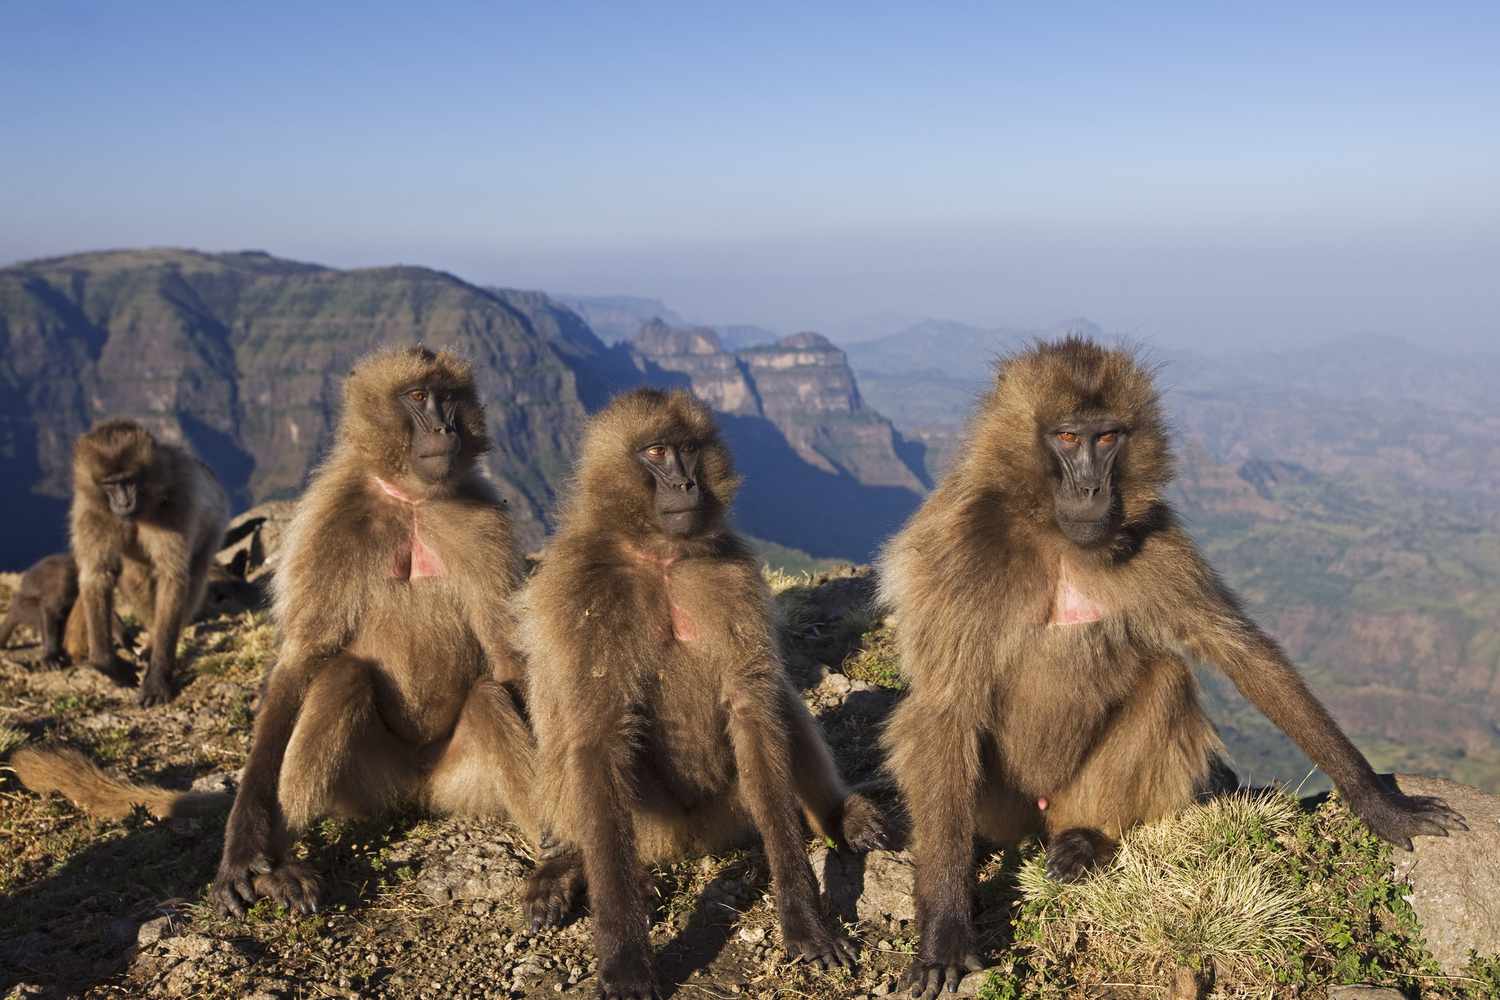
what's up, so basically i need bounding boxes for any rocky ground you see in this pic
[1,535,1497,999]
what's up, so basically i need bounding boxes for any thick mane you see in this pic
[563,387,740,538]
[956,336,1174,530]
[335,344,490,481]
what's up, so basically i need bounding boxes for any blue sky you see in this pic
[4,2,1498,348]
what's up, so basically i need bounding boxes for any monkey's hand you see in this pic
[523,853,585,931]
[596,951,658,1000]
[1347,784,1468,851]
[780,908,858,971]
[840,792,891,852]
[903,917,983,1000]
[213,854,320,919]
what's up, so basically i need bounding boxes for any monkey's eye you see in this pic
[1057,431,1080,445]
[1097,432,1119,446]
[645,445,668,461]
[408,389,429,403]
[681,442,698,455]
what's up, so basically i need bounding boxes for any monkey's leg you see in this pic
[728,672,856,971]
[38,604,68,666]
[1040,656,1216,882]
[425,679,538,831]
[780,680,887,851]
[884,698,985,1000]
[0,602,19,649]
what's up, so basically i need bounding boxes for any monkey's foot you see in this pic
[214,856,321,919]
[136,669,175,706]
[839,792,890,852]
[902,949,983,1000]
[523,854,585,930]
[597,953,659,1000]
[781,914,858,971]
[1350,785,1469,851]
[1045,827,1115,882]
[90,657,138,689]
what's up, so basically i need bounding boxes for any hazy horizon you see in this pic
[6,3,1497,352]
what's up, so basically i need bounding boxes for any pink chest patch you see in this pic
[1049,567,1107,626]
[376,477,448,580]
[669,601,698,642]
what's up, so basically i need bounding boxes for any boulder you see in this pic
[811,846,915,924]
[216,501,297,583]
[1390,774,1500,974]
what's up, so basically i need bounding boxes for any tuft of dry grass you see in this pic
[1013,792,1315,997]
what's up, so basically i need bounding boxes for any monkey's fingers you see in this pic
[253,862,321,916]
[1404,796,1468,833]
[213,874,256,919]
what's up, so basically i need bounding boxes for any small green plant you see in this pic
[843,619,905,690]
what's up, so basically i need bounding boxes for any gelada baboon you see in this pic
[880,337,1467,998]
[0,553,78,665]
[209,345,538,916]
[521,388,885,1000]
[13,347,537,917]
[70,419,230,703]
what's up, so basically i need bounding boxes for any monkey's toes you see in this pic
[785,929,858,970]
[840,793,890,852]
[904,953,983,1000]
[252,861,321,916]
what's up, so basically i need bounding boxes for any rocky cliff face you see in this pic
[0,250,596,562]
[628,324,927,493]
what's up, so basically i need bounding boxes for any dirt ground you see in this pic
[0,568,971,1000]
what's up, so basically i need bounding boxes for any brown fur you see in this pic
[67,419,229,702]
[880,337,1465,996]
[520,388,884,998]
[0,553,79,664]
[10,745,227,820]
[197,345,539,917]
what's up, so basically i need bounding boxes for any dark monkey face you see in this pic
[1043,419,1126,546]
[401,384,463,484]
[98,473,141,519]
[637,439,704,537]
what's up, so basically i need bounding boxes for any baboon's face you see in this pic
[399,382,465,484]
[1042,417,1126,547]
[636,437,705,537]
[98,470,142,519]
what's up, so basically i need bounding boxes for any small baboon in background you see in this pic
[0,553,79,664]
[69,419,229,703]
[880,337,1466,998]
[521,388,886,1000]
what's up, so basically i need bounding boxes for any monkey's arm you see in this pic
[1172,544,1466,848]
[138,540,193,706]
[725,663,856,970]
[76,552,129,683]
[884,697,985,999]
[213,651,320,917]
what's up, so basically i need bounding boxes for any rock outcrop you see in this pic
[628,323,927,492]
[1390,774,1500,974]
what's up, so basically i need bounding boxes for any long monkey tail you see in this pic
[10,746,230,820]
